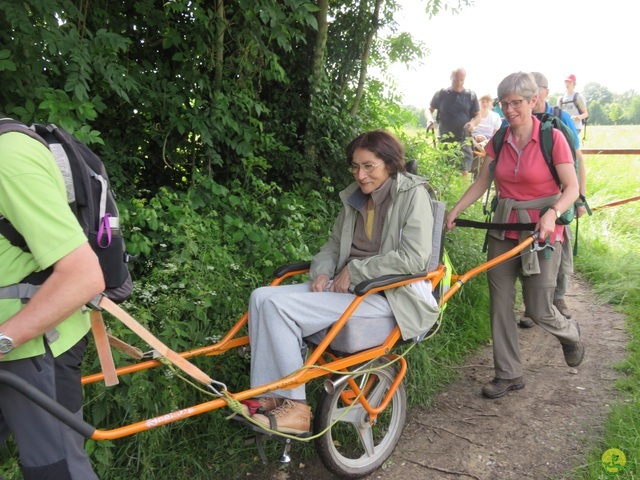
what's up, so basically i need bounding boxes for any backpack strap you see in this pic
[552,105,563,118]
[538,118,562,187]
[484,125,507,216]
[572,92,583,115]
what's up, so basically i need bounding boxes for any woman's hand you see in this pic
[445,210,458,232]
[537,208,558,241]
[310,274,330,292]
[329,268,351,293]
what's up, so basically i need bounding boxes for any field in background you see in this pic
[572,125,640,478]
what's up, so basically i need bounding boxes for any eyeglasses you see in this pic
[500,99,525,110]
[350,162,382,174]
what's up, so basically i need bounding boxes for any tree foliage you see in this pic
[1,0,431,194]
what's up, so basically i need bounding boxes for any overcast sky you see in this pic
[386,0,638,107]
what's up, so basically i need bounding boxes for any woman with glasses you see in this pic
[243,130,439,434]
[445,72,584,399]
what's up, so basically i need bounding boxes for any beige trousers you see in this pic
[487,237,580,379]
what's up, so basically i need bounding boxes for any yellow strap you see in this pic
[90,310,119,387]
[98,296,213,387]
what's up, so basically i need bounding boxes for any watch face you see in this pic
[0,336,13,354]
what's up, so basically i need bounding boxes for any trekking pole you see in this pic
[591,195,640,211]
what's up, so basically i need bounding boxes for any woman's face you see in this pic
[480,98,492,111]
[500,94,536,129]
[351,147,391,195]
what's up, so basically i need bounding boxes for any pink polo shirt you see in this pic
[484,115,573,241]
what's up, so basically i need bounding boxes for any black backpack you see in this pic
[0,120,132,302]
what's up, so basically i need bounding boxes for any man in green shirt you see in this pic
[0,122,105,479]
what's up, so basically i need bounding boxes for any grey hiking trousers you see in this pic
[248,282,394,400]
[0,336,98,480]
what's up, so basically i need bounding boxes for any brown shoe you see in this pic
[253,399,311,434]
[241,397,284,416]
[561,320,585,367]
[553,298,572,318]
[482,377,525,399]
[518,317,535,329]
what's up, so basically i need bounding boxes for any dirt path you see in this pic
[262,273,628,480]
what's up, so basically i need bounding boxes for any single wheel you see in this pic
[313,359,407,479]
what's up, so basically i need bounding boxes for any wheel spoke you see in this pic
[354,423,376,457]
[367,374,391,407]
[330,403,365,424]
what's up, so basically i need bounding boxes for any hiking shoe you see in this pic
[518,317,535,329]
[241,397,284,416]
[253,399,311,435]
[561,320,585,367]
[553,298,572,318]
[482,377,525,399]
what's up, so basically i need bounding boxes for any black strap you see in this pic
[454,218,536,231]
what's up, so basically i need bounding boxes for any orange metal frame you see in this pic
[82,235,536,441]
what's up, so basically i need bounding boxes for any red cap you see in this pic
[565,74,576,82]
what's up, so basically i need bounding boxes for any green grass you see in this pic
[570,126,640,478]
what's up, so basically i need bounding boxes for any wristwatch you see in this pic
[0,333,14,354]
[549,206,562,219]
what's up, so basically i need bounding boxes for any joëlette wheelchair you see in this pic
[0,198,539,479]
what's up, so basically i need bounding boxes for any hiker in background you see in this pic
[426,67,481,177]
[0,117,104,479]
[472,94,503,146]
[243,130,438,434]
[470,94,503,178]
[493,97,508,127]
[557,74,589,136]
[445,72,585,399]
[513,72,590,328]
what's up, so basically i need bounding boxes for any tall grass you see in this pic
[570,126,640,478]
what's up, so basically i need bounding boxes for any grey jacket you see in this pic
[310,173,439,340]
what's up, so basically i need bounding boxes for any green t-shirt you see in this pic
[0,130,91,360]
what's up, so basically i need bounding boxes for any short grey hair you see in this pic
[450,67,466,81]
[497,72,538,101]
[530,72,548,90]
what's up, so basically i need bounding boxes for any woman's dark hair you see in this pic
[346,130,406,176]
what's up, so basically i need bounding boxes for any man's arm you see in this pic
[0,242,104,357]
[465,111,482,132]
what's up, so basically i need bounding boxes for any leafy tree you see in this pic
[584,82,613,105]
[607,103,623,125]
[586,101,608,126]
[623,96,640,125]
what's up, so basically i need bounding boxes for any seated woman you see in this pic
[246,130,439,434]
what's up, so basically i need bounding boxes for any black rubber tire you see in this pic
[313,360,407,479]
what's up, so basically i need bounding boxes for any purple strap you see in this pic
[97,214,112,248]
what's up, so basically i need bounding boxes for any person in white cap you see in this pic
[557,74,589,134]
